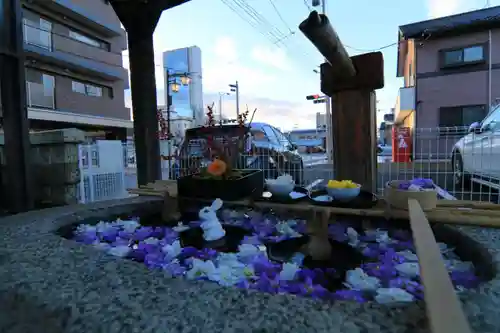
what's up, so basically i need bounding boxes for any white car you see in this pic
[451,105,500,188]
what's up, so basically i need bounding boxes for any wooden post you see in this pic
[321,52,384,192]
[300,11,384,192]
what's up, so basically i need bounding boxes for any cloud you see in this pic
[204,93,320,131]
[124,90,321,131]
[426,0,469,18]
[251,46,292,71]
[203,37,279,95]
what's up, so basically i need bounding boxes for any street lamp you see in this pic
[180,75,191,86]
[218,92,230,122]
[229,81,240,116]
[170,82,180,93]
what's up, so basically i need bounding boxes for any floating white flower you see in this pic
[375,288,414,304]
[144,237,160,245]
[347,227,359,247]
[276,221,301,238]
[172,222,190,232]
[345,268,380,291]
[162,240,182,260]
[238,244,260,259]
[186,259,217,280]
[395,262,420,278]
[107,245,131,258]
[119,220,140,233]
[397,250,418,262]
[279,263,300,281]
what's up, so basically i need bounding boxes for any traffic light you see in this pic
[306,94,320,100]
[313,99,326,104]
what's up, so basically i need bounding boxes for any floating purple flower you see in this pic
[99,227,119,242]
[150,227,165,239]
[388,278,424,299]
[195,248,218,261]
[112,237,130,247]
[241,235,262,245]
[144,251,166,269]
[137,242,159,254]
[132,227,154,241]
[74,230,98,244]
[118,230,133,240]
[298,277,331,299]
[162,229,179,244]
[252,255,280,279]
[128,249,146,262]
[163,261,186,277]
[179,246,199,260]
[450,271,480,289]
[362,262,397,281]
[362,245,382,259]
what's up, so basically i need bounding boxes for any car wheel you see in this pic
[452,151,470,189]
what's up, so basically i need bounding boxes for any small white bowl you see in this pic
[326,184,361,201]
[266,182,295,196]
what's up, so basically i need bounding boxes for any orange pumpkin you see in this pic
[207,159,227,176]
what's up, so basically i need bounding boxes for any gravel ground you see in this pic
[0,197,499,333]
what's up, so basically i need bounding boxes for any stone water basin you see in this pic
[0,196,498,332]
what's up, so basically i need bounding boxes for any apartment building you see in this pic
[0,0,131,140]
[163,46,204,127]
[395,6,500,159]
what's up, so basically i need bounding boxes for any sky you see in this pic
[122,0,495,131]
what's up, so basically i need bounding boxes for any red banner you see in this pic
[392,127,412,162]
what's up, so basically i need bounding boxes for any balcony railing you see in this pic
[23,21,53,51]
[26,81,55,109]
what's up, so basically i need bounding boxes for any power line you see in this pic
[303,0,313,12]
[268,0,294,34]
[344,42,399,52]
[231,0,286,41]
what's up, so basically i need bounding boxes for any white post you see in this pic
[322,0,333,165]
[235,81,240,117]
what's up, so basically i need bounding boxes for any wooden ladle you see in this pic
[303,209,332,261]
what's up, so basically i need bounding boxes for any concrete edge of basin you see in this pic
[0,197,498,332]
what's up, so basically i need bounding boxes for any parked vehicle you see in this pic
[174,122,304,184]
[451,104,500,188]
[305,146,326,154]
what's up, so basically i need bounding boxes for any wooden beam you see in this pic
[408,199,472,333]
[331,90,377,192]
[320,52,384,94]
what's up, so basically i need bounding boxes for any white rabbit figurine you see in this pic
[199,198,226,241]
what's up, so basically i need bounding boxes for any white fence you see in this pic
[78,140,128,203]
[121,126,500,204]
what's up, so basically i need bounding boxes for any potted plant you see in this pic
[177,104,264,200]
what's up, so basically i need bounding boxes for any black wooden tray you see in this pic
[254,186,309,204]
[309,189,378,209]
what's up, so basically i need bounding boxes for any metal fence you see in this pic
[123,126,500,204]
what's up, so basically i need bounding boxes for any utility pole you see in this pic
[229,81,240,116]
[313,0,333,164]
[218,92,229,121]
[0,0,34,212]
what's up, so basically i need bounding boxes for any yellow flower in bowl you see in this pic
[326,180,360,201]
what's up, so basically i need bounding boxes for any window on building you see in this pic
[69,30,110,51]
[25,68,55,109]
[72,81,104,97]
[22,12,52,51]
[439,105,487,134]
[442,45,485,67]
